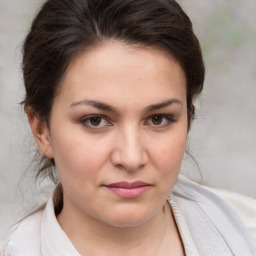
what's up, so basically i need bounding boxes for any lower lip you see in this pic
[105,186,149,198]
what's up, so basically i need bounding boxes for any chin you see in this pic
[99,207,157,228]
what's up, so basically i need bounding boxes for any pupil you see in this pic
[152,115,162,125]
[90,117,101,126]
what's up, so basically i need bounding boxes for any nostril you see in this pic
[111,149,148,172]
[110,130,148,171]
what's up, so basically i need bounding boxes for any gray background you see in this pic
[0,0,255,241]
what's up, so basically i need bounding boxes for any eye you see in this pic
[89,116,102,126]
[80,115,110,129]
[151,115,163,125]
[146,114,175,127]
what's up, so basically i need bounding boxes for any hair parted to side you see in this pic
[22,0,205,182]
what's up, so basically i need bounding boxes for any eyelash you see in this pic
[79,114,176,129]
[145,114,176,127]
[79,115,111,129]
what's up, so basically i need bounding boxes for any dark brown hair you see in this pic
[22,0,205,181]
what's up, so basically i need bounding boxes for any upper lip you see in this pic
[104,181,151,188]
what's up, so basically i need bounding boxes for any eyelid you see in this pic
[79,114,112,129]
[79,113,176,129]
[144,114,176,127]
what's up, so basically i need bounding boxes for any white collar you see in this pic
[168,194,199,256]
[41,193,81,256]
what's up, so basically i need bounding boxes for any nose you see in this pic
[111,126,148,171]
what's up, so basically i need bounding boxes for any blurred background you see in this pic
[0,0,256,241]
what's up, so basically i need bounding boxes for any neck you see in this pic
[57,198,181,255]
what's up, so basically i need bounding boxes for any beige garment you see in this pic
[208,187,256,239]
[168,195,199,256]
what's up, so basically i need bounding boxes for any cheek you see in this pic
[50,129,111,181]
[151,130,187,175]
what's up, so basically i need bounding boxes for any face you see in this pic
[36,41,188,228]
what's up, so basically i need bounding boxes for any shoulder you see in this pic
[2,209,44,256]
[172,175,256,255]
[207,186,256,239]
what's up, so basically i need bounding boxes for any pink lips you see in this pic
[104,181,151,198]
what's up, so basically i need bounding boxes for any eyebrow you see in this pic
[70,98,183,113]
[144,99,183,112]
[70,99,117,113]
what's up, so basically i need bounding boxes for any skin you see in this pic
[28,41,188,255]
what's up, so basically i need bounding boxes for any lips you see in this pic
[104,181,151,198]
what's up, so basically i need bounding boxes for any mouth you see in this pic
[103,181,151,199]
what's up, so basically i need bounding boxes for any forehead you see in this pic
[56,41,187,109]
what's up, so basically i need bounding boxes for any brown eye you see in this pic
[145,114,175,127]
[151,115,163,125]
[80,115,110,129]
[90,116,102,126]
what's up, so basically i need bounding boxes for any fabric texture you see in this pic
[2,210,42,256]
[172,175,256,255]
[168,194,199,255]
[208,186,256,239]
[1,175,256,256]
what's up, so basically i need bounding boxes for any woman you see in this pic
[2,0,256,255]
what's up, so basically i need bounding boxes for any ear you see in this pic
[26,107,54,158]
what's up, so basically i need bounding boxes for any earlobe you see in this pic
[26,107,54,158]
